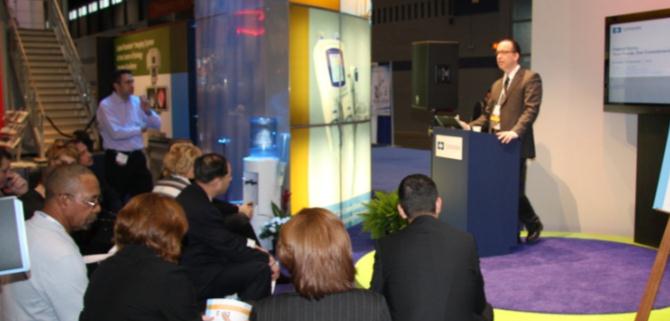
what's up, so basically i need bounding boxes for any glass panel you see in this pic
[195,0,289,201]
[512,0,531,21]
[512,21,531,55]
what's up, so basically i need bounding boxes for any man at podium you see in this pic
[460,38,544,243]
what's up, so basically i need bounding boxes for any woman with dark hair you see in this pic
[79,193,201,321]
[251,208,391,321]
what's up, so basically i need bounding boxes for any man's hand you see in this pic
[268,255,280,281]
[496,131,519,144]
[3,171,29,196]
[454,114,471,131]
[238,202,254,219]
[457,120,471,131]
[140,96,151,114]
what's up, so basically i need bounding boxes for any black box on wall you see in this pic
[411,41,459,112]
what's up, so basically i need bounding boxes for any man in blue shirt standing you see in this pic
[97,69,161,202]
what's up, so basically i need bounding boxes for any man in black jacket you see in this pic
[177,153,278,303]
[371,174,491,321]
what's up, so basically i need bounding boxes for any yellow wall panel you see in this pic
[290,0,339,11]
[289,6,309,213]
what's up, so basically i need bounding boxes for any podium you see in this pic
[431,127,520,256]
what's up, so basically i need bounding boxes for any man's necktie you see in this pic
[504,76,510,92]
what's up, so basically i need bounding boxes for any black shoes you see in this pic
[525,220,543,243]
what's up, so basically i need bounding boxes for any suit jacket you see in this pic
[176,184,267,292]
[251,289,391,321]
[79,244,200,321]
[471,67,542,158]
[371,215,487,321]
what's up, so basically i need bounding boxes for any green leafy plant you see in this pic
[361,191,407,239]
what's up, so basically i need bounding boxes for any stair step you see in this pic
[25,55,66,63]
[18,28,55,36]
[20,35,58,44]
[43,109,88,118]
[31,74,74,82]
[39,95,83,103]
[36,88,79,95]
[27,60,68,68]
[34,82,76,89]
[22,42,61,50]
[24,47,63,56]
[30,68,70,76]
[42,100,85,111]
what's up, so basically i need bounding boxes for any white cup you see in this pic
[205,298,252,321]
[472,125,482,132]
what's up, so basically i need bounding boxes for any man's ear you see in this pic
[435,197,443,218]
[397,204,408,220]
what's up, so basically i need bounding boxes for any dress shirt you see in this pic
[0,211,88,321]
[97,92,161,151]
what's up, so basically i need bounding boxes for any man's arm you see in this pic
[43,253,88,321]
[510,72,542,137]
[464,82,498,130]
[97,102,143,140]
[370,242,385,293]
[139,96,161,130]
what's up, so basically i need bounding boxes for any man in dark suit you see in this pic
[371,174,490,321]
[462,38,543,243]
[176,153,278,303]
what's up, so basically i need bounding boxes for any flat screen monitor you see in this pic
[0,196,30,276]
[604,9,670,113]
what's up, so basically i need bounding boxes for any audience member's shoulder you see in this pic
[339,288,387,301]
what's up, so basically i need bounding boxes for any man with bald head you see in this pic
[1,164,101,321]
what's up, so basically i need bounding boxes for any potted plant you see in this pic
[360,191,407,239]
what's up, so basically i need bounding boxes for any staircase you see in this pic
[17,28,92,148]
[5,0,97,159]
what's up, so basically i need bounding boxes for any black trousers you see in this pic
[104,149,153,202]
[199,260,271,303]
[519,158,540,227]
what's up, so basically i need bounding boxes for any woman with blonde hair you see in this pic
[153,141,202,198]
[251,208,391,321]
[80,193,201,321]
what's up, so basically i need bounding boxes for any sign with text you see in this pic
[434,134,462,160]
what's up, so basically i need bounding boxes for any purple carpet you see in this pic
[481,237,670,313]
[278,226,670,314]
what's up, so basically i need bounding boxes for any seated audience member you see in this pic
[67,138,122,214]
[154,143,258,242]
[0,165,101,321]
[0,148,42,220]
[177,153,278,303]
[153,142,203,197]
[65,138,121,258]
[79,193,201,321]
[252,208,391,321]
[371,174,491,321]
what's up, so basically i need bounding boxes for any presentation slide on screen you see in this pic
[608,17,670,104]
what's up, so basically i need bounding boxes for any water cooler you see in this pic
[243,117,286,250]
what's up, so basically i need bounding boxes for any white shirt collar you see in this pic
[505,64,521,82]
[34,210,67,232]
